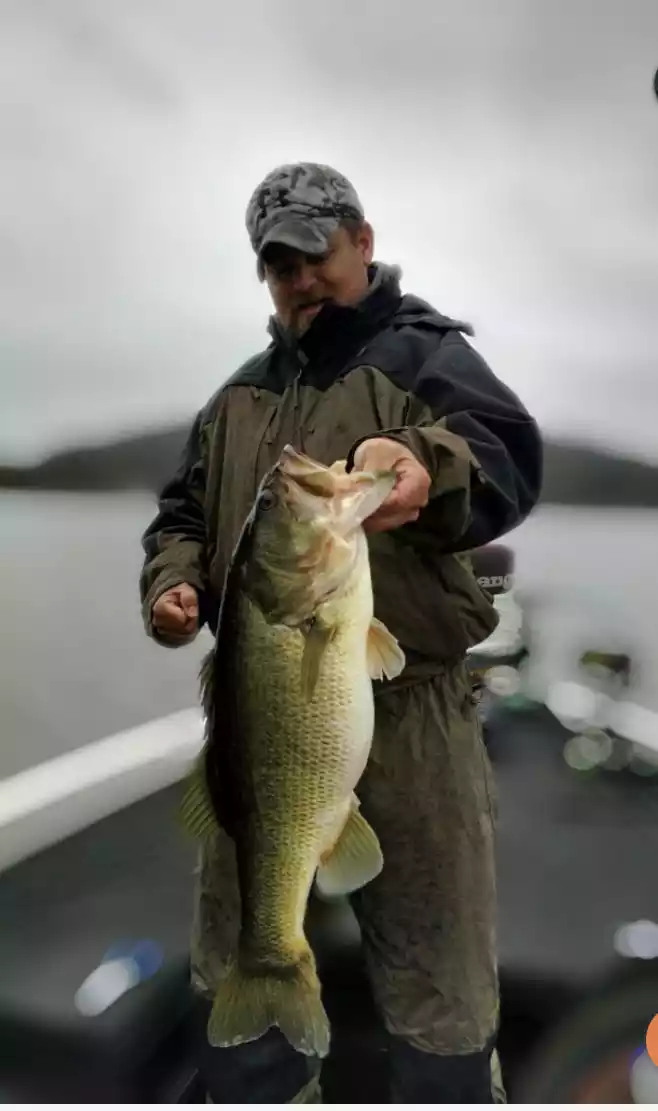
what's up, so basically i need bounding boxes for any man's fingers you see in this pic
[367,471,427,521]
[363,506,421,534]
[178,583,199,618]
[153,604,188,633]
[153,584,199,634]
[154,596,184,619]
[153,615,194,636]
[394,468,430,507]
[360,464,429,533]
[352,438,403,473]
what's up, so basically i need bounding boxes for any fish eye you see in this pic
[259,489,277,512]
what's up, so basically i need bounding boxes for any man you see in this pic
[139,162,542,1103]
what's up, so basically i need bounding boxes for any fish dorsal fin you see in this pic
[366,617,406,681]
[315,797,383,899]
[300,616,337,700]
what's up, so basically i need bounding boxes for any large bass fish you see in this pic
[181,444,405,1058]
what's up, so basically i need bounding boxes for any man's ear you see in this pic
[358,221,375,266]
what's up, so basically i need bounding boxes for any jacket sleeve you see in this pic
[139,409,210,646]
[347,334,543,551]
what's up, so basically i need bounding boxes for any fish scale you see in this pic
[180,445,405,1058]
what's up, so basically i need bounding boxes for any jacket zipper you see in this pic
[250,387,278,492]
[292,361,305,452]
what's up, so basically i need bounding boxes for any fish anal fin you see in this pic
[315,799,383,899]
[366,617,405,681]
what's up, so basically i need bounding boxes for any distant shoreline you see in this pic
[1,425,657,508]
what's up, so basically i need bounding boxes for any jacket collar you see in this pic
[266,263,403,369]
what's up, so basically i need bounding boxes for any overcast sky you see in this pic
[2,0,658,464]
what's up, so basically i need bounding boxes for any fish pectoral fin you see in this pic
[208,954,330,1059]
[178,757,217,841]
[366,617,406,681]
[301,618,336,699]
[315,801,383,899]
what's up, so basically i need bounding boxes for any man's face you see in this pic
[260,223,374,336]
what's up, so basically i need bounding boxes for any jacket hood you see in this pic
[266,262,473,360]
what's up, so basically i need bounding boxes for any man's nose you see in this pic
[290,261,317,293]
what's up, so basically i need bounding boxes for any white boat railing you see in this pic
[0,709,204,875]
[1,584,656,876]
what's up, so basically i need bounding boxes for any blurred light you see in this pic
[602,737,632,771]
[563,729,613,771]
[104,938,164,979]
[630,1049,658,1103]
[547,680,601,730]
[613,920,658,960]
[581,661,614,685]
[484,665,522,698]
[610,702,658,753]
[73,939,164,1017]
[470,590,524,657]
[74,956,141,1017]
[629,750,658,777]
[548,683,658,774]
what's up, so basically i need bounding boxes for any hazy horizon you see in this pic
[3,0,658,465]
[5,412,658,473]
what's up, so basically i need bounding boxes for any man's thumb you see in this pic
[178,583,199,617]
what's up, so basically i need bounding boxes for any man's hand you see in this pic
[352,437,431,533]
[152,582,199,638]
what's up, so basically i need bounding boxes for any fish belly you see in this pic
[234,596,374,964]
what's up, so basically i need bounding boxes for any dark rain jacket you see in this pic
[140,263,542,680]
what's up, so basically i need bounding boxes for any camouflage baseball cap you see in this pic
[245,162,365,259]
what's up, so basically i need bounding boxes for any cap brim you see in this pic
[258,216,338,258]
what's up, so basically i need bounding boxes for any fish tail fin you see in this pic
[208,953,330,1059]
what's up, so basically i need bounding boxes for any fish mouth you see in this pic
[276,445,341,497]
[249,447,394,625]
[276,445,383,499]
[275,444,396,528]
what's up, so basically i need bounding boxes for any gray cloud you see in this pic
[2,0,657,462]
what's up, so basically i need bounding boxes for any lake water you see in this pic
[2,490,657,780]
